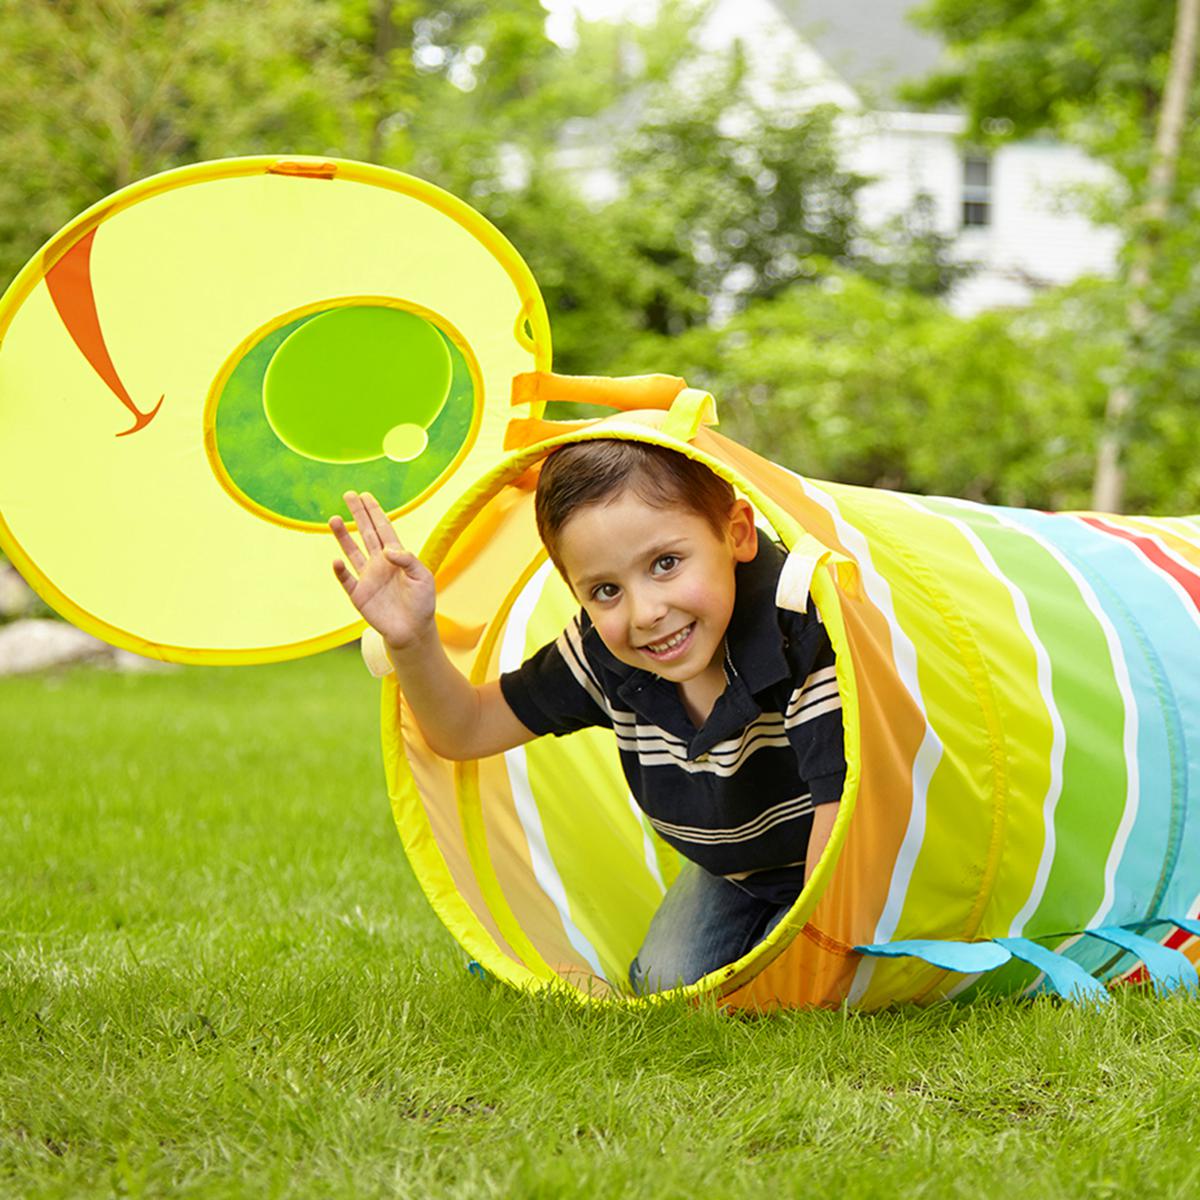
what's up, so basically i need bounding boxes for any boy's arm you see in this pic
[330,490,536,761]
[804,800,840,884]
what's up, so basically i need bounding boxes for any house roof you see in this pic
[768,0,946,103]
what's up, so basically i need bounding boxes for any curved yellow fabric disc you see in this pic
[0,157,551,662]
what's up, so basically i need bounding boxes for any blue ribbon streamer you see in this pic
[854,938,1011,974]
[994,936,1109,1004]
[853,915,1200,1004]
[1087,926,1199,995]
[1168,916,1200,939]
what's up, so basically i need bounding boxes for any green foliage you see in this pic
[0,0,349,284]
[906,0,1182,166]
[482,41,964,374]
[615,271,1144,511]
[904,0,1200,260]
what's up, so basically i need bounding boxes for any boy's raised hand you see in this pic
[329,491,436,653]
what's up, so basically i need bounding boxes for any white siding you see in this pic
[842,112,1119,314]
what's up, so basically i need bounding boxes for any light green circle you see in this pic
[262,306,452,463]
[383,423,429,462]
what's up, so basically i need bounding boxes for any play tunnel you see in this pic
[372,387,1200,1009]
[2,157,1198,1009]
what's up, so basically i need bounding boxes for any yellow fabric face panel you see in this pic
[0,159,549,661]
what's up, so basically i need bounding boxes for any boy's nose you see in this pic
[630,588,667,631]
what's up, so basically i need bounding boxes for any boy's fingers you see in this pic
[328,515,366,571]
[343,491,382,553]
[383,546,423,577]
[361,491,403,547]
[331,559,356,596]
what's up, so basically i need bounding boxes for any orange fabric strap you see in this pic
[511,371,688,412]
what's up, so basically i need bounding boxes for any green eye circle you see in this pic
[263,306,452,463]
[211,303,478,526]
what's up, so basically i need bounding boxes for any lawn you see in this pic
[1,651,1198,1198]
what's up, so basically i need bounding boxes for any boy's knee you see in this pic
[628,947,701,996]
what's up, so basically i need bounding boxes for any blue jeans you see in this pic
[628,862,792,994]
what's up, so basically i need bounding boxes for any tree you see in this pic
[613,270,1144,510]
[0,0,560,289]
[484,33,965,375]
[0,0,348,285]
[905,0,1200,512]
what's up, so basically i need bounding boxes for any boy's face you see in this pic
[555,488,758,691]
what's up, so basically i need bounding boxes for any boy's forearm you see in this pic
[385,633,529,760]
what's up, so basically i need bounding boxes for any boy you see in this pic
[329,440,844,993]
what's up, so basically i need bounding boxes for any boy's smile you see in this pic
[555,488,758,718]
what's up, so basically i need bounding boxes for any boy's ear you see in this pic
[727,498,758,563]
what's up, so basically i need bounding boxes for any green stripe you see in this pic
[922,500,1127,938]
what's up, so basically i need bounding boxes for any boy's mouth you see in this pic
[640,623,695,661]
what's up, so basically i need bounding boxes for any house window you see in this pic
[962,154,992,227]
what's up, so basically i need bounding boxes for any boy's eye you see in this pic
[591,583,620,602]
[653,554,679,574]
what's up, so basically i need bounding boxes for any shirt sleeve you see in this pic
[499,614,613,738]
[783,613,846,806]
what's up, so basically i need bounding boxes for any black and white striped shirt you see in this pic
[500,539,845,905]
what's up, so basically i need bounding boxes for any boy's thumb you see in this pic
[384,546,418,570]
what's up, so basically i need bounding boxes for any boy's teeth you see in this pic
[647,625,691,653]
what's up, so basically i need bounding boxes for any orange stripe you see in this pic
[701,434,924,1009]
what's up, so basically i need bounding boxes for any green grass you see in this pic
[2,652,1199,1198]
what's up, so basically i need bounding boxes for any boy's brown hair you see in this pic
[534,439,736,574]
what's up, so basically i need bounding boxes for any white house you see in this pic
[694,0,1120,313]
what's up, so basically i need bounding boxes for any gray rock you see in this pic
[0,619,177,675]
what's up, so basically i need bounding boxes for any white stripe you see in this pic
[501,564,607,980]
[626,790,668,893]
[1047,520,1145,926]
[791,663,838,696]
[649,794,814,844]
[917,497,1066,939]
[615,725,797,775]
[786,681,840,717]
[557,618,611,716]
[789,476,943,1008]
[623,742,792,775]
[724,859,805,881]
[787,694,842,726]
[609,696,840,775]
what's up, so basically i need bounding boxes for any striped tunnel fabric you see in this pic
[381,423,1200,1008]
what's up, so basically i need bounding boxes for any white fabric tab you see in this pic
[775,547,821,614]
[361,628,394,677]
[776,538,860,613]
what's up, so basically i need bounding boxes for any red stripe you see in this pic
[1081,517,1200,611]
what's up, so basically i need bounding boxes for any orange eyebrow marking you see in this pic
[45,228,163,436]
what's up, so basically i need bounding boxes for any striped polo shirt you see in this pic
[499,539,845,905]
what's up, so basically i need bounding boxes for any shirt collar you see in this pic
[724,535,791,695]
